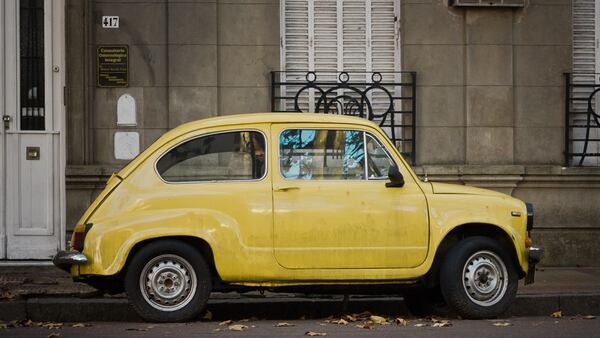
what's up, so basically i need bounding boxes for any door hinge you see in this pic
[2,115,11,130]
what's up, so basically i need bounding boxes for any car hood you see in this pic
[430,182,508,198]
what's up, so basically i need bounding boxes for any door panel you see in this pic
[1,0,62,259]
[271,124,429,269]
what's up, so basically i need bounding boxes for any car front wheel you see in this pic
[125,240,211,322]
[440,236,518,319]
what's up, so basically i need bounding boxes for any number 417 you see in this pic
[102,16,119,29]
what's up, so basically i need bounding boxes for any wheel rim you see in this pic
[462,250,508,307]
[139,254,197,312]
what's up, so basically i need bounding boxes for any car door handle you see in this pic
[274,186,300,192]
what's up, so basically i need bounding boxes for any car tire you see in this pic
[403,286,452,317]
[124,239,212,322]
[440,236,518,319]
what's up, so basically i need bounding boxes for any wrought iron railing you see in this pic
[565,73,600,166]
[270,71,417,165]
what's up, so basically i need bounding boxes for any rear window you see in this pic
[156,131,266,182]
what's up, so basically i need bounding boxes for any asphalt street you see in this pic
[2,316,600,338]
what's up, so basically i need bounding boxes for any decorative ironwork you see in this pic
[271,71,417,165]
[565,73,600,166]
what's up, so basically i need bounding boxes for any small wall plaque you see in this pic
[97,45,128,88]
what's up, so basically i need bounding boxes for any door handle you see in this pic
[274,186,300,192]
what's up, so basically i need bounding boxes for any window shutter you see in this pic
[281,0,399,113]
[572,0,599,165]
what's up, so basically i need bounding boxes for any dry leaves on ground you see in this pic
[325,318,348,325]
[355,322,375,330]
[218,320,233,326]
[551,311,563,318]
[71,323,90,328]
[305,331,327,336]
[493,322,513,327]
[431,318,452,328]
[42,322,63,330]
[395,317,408,326]
[0,290,16,300]
[274,322,295,327]
[228,324,249,331]
[370,315,390,325]
[583,315,596,320]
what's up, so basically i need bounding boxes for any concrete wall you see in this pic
[65,0,600,266]
[65,0,279,226]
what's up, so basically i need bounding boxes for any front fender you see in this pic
[427,194,528,273]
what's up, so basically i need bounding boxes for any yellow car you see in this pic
[53,113,542,322]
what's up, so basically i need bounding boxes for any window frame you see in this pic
[277,127,397,182]
[154,128,269,184]
[365,133,396,181]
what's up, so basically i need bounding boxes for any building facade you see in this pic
[0,0,598,265]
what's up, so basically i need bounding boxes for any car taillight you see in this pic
[71,223,93,251]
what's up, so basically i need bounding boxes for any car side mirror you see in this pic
[385,164,405,188]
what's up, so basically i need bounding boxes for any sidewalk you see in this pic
[1,265,599,322]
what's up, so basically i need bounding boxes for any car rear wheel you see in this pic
[440,236,517,319]
[125,240,211,322]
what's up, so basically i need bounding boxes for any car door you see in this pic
[271,123,429,269]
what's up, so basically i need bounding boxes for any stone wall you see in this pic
[65,0,600,266]
[65,0,279,226]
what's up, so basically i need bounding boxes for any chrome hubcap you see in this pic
[140,254,196,311]
[462,250,508,307]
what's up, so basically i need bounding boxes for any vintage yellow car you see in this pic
[53,113,542,322]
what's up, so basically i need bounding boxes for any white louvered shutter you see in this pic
[572,0,599,165]
[281,0,399,116]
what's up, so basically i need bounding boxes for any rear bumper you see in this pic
[52,250,88,272]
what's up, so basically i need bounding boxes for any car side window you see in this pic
[279,129,365,180]
[366,134,395,180]
[156,131,266,182]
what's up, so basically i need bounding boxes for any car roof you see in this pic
[172,112,379,133]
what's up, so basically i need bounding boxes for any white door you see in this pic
[0,0,65,259]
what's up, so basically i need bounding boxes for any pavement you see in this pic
[0,265,599,322]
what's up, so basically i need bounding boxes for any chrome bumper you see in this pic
[53,250,88,272]
[524,246,544,285]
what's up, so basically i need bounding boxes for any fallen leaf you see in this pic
[202,310,213,321]
[355,321,374,329]
[395,318,408,326]
[71,323,89,328]
[219,320,233,326]
[275,322,295,327]
[352,311,372,320]
[0,290,16,300]
[432,321,452,328]
[228,324,248,331]
[370,315,389,325]
[213,328,221,332]
[583,315,596,320]
[43,322,63,330]
[47,333,60,338]
[343,314,357,322]
[493,322,513,327]
[414,323,428,327]
[305,331,327,336]
[328,318,348,325]
[551,311,562,318]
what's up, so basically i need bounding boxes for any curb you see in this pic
[1,294,599,322]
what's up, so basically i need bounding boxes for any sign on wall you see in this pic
[102,16,119,28]
[97,45,128,87]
